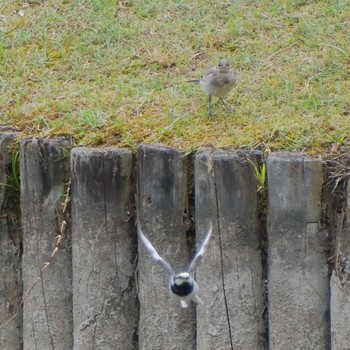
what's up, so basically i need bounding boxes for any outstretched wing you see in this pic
[188,222,213,273]
[137,223,174,276]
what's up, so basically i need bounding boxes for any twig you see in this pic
[0,178,71,329]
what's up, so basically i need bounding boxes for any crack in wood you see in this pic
[212,158,234,350]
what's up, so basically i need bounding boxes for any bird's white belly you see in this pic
[200,76,235,97]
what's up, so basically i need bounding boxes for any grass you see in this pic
[1,0,350,155]
[0,151,20,190]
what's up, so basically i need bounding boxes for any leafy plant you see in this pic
[247,158,266,193]
[0,151,20,191]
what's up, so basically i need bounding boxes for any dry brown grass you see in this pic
[1,0,350,155]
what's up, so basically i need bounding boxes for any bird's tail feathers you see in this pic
[187,79,200,83]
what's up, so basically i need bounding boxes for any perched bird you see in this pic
[137,222,213,308]
[188,59,236,118]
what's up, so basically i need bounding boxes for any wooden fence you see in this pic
[0,134,349,350]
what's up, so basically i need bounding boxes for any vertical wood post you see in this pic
[21,137,73,350]
[267,153,329,349]
[71,148,137,350]
[330,178,350,349]
[0,133,21,350]
[137,144,196,350]
[195,149,265,350]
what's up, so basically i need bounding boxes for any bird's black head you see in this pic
[170,272,194,297]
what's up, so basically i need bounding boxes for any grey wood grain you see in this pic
[21,137,73,350]
[195,149,265,350]
[137,144,196,350]
[0,133,22,350]
[71,147,137,350]
[267,152,328,349]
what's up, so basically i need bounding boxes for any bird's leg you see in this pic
[219,97,234,113]
[191,295,203,305]
[207,95,212,118]
[180,300,189,308]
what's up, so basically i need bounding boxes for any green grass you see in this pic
[1,0,350,155]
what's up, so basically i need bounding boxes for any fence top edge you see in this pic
[267,151,322,162]
[71,147,132,155]
[0,132,17,140]
[19,136,73,146]
[0,135,326,161]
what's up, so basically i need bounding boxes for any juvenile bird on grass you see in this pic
[137,222,213,308]
[188,59,236,118]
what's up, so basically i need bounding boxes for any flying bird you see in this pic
[188,58,236,118]
[137,222,213,308]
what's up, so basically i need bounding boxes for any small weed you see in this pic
[0,152,20,191]
[54,145,73,162]
[182,146,201,158]
[247,158,266,193]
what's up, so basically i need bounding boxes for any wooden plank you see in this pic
[267,152,328,349]
[137,144,196,350]
[331,273,350,350]
[195,149,265,350]
[21,137,73,350]
[0,133,22,350]
[330,177,350,349]
[71,148,137,350]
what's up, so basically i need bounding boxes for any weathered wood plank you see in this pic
[137,144,196,350]
[267,152,329,349]
[21,137,73,350]
[71,148,137,350]
[195,149,265,350]
[330,177,350,349]
[0,133,22,350]
[331,273,350,349]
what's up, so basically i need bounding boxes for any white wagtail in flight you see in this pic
[137,222,213,308]
[188,59,236,118]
